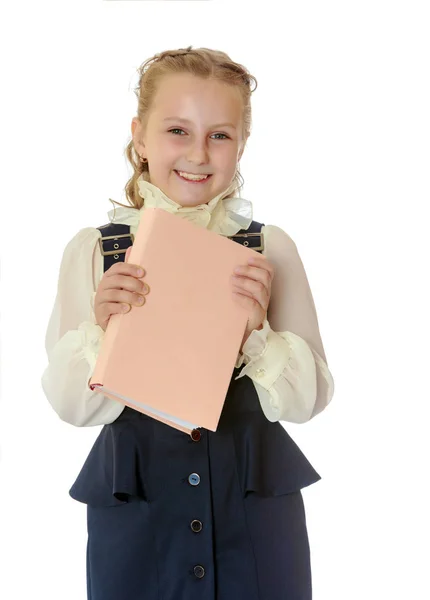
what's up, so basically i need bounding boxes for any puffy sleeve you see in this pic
[234,225,335,424]
[41,227,125,426]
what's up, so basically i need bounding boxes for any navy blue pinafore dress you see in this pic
[69,219,321,600]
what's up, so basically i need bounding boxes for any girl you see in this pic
[42,47,334,600]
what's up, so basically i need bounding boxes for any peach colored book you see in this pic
[89,207,259,434]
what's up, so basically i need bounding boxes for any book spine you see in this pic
[89,308,123,389]
[91,209,156,388]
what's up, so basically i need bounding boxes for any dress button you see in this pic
[190,519,203,533]
[255,368,266,378]
[188,473,201,486]
[193,565,205,579]
[190,429,201,442]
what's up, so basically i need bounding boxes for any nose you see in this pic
[186,137,210,166]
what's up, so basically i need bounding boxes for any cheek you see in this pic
[153,147,178,172]
[165,143,186,166]
[222,159,239,182]
[151,134,178,156]
[211,148,237,174]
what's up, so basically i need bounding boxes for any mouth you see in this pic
[174,170,213,184]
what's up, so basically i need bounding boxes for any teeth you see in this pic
[177,171,209,181]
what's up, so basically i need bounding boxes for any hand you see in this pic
[94,247,150,331]
[231,255,275,352]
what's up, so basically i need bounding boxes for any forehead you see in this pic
[151,73,243,125]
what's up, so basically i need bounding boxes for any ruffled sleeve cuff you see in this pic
[312,349,335,407]
[78,321,105,372]
[234,318,293,388]
[234,317,270,369]
[90,291,97,314]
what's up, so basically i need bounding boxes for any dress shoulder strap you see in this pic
[96,219,265,274]
[96,222,135,273]
[229,219,265,253]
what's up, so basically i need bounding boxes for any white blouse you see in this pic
[41,176,334,427]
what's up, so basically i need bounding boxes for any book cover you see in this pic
[90,207,258,433]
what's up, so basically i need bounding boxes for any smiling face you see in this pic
[131,73,246,207]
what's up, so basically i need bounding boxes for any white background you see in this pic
[1,1,429,598]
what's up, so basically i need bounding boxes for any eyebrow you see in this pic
[163,117,237,130]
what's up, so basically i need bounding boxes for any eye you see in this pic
[168,128,229,140]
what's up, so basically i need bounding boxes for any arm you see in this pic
[234,225,334,423]
[41,227,125,427]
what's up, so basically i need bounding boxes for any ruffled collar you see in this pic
[107,174,253,236]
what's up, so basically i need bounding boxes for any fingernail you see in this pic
[137,268,144,277]
[122,303,131,312]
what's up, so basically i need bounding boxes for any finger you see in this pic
[246,256,275,281]
[232,288,268,315]
[232,278,270,310]
[106,261,145,279]
[99,302,132,323]
[102,273,149,294]
[101,288,147,307]
[231,281,255,300]
[232,289,256,311]
[125,246,132,262]
[232,273,271,298]
[233,265,272,289]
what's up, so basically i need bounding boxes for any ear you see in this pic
[237,140,246,162]
[131,117,141,140]
[131,117,146,157]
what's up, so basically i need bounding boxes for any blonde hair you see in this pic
[112,46,257,211]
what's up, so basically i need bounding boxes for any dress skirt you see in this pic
[70,367,321,600]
